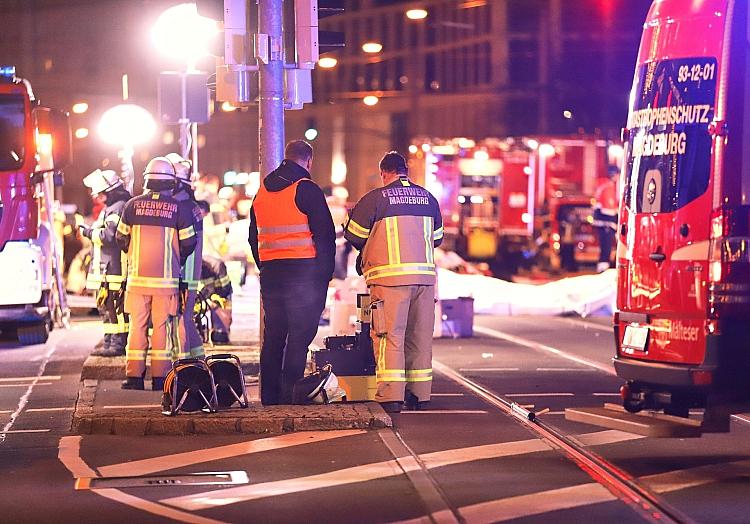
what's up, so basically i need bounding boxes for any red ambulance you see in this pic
[614,0,750,418]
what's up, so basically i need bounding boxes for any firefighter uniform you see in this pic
[344,160,443,410]
[593,173,618,272]
[116,158,197,390]
[248,149,336,405]
[167,153,205,359]
[81,170,132,356]
[199,256,233,344]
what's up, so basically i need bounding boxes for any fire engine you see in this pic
[409,135,620,274]
[0,66,71,344]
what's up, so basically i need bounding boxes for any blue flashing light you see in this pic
[0,66,16,78]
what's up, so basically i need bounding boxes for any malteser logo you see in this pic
[670,321,699,342]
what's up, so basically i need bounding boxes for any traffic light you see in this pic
[284,0,345,69]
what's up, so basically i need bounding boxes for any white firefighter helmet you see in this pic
[292,365,346,404]
[164,152,194,187]
[83,169,122,196]
[143,156,177,183]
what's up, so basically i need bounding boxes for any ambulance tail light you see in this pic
[708,207,750,318]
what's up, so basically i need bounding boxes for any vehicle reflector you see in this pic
[690,370,713,386]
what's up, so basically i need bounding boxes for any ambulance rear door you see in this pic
[617,0,729,365]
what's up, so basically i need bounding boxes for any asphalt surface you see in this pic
[1,315,749,522]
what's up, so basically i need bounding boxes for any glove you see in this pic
[78,224,92,239]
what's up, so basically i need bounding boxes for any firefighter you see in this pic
[116,157,197,390]
[344,151,443,413]
[593,167,619,273]
[166,153,205,359]
[248,140,336,405]
[199,254,233,344]
[80,169,132,357]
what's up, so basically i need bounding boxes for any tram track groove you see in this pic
[433,359,695,524]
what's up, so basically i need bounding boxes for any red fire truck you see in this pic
[410,135,617,274]
[0,66,71,344]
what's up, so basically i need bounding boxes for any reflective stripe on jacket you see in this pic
[253,179,316,262]
[345,178,443,286]
[86,197,129,291]
[176,192,204,291]
[116,191,197,295]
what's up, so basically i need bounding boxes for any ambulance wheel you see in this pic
[623,398,644,413]
[17,323,49,346]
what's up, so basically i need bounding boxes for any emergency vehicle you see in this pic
[613,0,750,423]
[0,66,71,344]
[410,135,615,273]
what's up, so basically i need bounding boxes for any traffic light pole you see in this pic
[258,0,285,177]
[257,0,285,348]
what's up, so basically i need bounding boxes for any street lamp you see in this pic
[98,104,157,192]
[152,3,217,173]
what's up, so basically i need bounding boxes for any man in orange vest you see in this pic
[248,140,336,405]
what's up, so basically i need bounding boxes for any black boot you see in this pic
[404,391,431,411]
[121,377,145,390]
[91,334,112,356]
[107,333,127,356]
[152,377,165,391]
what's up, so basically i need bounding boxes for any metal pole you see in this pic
[257,0,285,348]
[258,0,285,176]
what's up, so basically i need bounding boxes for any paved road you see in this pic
[1,315,749,522]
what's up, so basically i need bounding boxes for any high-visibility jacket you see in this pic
[116,191,197,295]
[86,188,131,291]
[593,177,618,230]
[175,190,204,291]
[344,177,443,286]
[252,179,316,262]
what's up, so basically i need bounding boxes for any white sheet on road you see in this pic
[437,268,616,317]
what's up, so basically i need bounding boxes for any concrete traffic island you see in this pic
[72,379,391,436]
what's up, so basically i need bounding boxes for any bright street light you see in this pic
[363,95,379,106]
[98,104,156,192]
[406,9,428,20]
[221,101,237,112]
[318,56,338,69]
[362,42,383,53]
[72,102,88,114]
[74,128,89,139]
[151,3,218,67]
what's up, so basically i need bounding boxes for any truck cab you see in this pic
[0,66,71,344]
[614,0,750,418]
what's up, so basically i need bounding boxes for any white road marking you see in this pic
[162,430,623,511]
[458,367,519,372]
[26,407,74,413]
[506,392,575,397]
[457,482,616,523]
[592,393,621,397]
[102,405,161,410]
[555,317,614,333]
[98,430,365,478]
[730,414,750,426]
[473,325,614,375]
[0,383,52,388]
[572,429,644,447]
[161,459,406,511]
[643,458,750,494]
[535,368,596,372]
[430,393,464,397]
[0,429,50,434]
[400,410,488,415]
[0,375,61,382]
[1,343,59,442]
[58,436,227,524]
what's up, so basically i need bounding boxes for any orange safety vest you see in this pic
[253,180,316,262]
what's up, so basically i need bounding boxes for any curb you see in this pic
[71,380,391,436]
[80,345,261,381]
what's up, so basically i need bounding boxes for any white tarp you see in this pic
[437,268,616,317]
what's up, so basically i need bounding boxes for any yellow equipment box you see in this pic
[338,375,377,401]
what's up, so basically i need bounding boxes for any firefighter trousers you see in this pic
[179,290,204,358]
[124,291,179,379]
[98,284,129,352]
[369,284,435,403]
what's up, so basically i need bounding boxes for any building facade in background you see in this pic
[0,0,650,208]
